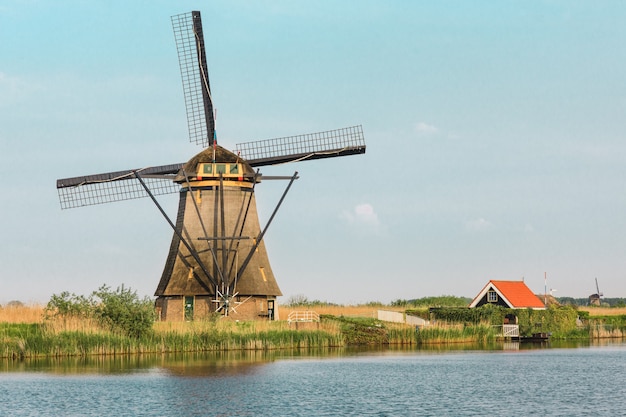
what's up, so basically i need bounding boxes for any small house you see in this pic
[469,280,545,310]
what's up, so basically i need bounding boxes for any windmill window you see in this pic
[203,164,213,174]
[230,164,239,174]
[259,266,267,282]
[216,164,226,174]
[487,291,498,303]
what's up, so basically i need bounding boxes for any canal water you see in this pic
[2,341,625,416]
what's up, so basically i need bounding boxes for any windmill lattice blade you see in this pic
[172,11,215,148]
[235,125,366,167]
[56,164,183,209]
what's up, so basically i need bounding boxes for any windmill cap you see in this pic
[174,145,255,183]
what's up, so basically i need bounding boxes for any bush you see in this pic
[91,285,155,338]
[46,291,94,318]
[391,295,471,308]
[283,294,339,308]
[428,305,581,337]
[45,284,155,338]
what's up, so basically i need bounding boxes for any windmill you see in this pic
[56,11,366,321]
[589,278,603,306]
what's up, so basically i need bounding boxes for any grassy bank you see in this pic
[2,304,626,358]
[1,314,499,358]
[0,319,345,359]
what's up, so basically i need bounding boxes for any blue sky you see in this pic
[1,0,625,305]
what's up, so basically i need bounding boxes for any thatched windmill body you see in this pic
[56,11,366,321]
[589,278,604,306]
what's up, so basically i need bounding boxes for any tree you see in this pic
[6,300,24,308]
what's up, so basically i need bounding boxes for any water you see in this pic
[2,341,625,416]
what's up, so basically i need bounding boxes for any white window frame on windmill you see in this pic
[487,290,498,303]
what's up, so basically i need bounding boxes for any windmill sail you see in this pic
[56,164,183,209]
[237,125,366,167]
[172,11,215,147]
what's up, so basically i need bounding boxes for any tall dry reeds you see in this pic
[1,307,348,359]
[44,316,106,334]
[278,304,404,319]
[152,318,344,352]
[579,307,626,316]
[589,325,624,339]
[0,304,45,323]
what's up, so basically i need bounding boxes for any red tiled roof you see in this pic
[489,280,545,308]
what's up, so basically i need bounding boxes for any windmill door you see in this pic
[184,296,194,321]
[268,300,275,321]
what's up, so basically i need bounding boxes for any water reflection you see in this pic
[1,348,346,376]
[2,339,624,375]
[2,341,625,417]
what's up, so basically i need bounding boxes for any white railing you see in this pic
[287,311,320,323]
[502,324,519,338]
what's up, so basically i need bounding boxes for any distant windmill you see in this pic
[589,278,604,306]
[55,11,366,321]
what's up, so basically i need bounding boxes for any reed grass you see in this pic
[279,305,403,319]
[4,304,624,358]
[579,307,626,316]
[0,304,44,323]
[0,317,344,358]
[386,323,420,345]
[414,323,498,344]
[589,325,625,339]
[151,319,344,352]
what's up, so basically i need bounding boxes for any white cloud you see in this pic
[341,203,380,227]
[354,203,379,225]
[465,217,493,232]
[0,72,42,107]
[415,122,439,135]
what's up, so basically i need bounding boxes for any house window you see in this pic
[487,291,498,303]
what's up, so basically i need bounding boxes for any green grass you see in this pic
[4,309,618,359]
[0,321,345,358]
[414,324,498,344]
